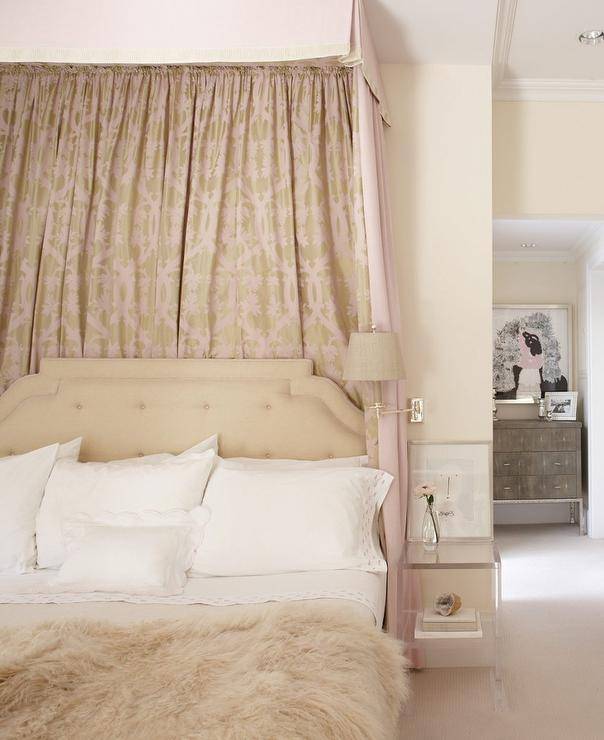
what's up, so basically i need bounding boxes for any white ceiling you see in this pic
[365,0,604,102]
[494,219,604,261]
[364,0,498,64]
[494,0,604,100]
[507,0,604,80]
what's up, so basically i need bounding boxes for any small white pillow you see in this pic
[54,523,201,595]
[36,449,216,569]
[63,507,211,534]
[191,466,392,577]
[218,454,368,470]
[0,443,59,573]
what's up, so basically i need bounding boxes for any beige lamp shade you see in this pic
[342,331,405,381]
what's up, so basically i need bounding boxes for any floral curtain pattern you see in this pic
[0,65,371,403]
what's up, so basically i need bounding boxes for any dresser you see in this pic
[493,420,584,534]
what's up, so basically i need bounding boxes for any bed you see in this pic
[0,358,408,739]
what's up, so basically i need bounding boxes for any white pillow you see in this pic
[57,437,83,461]
[0,443,60,573]
[54,523,201,595]
[191,466,392,577]
[109,435,218,466]
[63,507,211,533]
[36,449,216,569]
[218,454,368,470]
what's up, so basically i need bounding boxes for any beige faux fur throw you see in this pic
[0,602,409,740]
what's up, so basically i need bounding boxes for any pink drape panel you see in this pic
[0,65,370,402]
[356,69,421,661]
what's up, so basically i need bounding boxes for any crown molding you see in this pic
[494,250,576,263]
[492,0,518,87]
[494,77,604,102]
[572,224,604,259]
[494,224,604,264]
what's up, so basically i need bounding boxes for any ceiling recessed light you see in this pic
[579,30,604,46]
[521,242,537,248]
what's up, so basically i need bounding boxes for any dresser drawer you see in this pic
[494,452,537,476]
[494,452,576,477]
[494,477,523,500]
[494,475,578,501]
[540,452,576,476]
[494,427,579,453]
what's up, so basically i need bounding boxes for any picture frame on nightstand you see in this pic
[407,441,492,541]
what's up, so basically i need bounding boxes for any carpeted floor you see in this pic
[402,524,604,740]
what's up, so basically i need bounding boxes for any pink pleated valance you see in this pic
[0,0,389,123]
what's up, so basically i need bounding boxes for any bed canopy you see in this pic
[0,0,410,645]
[0,0,388,124]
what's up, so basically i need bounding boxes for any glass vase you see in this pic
[422,504,440,551]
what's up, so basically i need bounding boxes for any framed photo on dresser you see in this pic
[545,391,578,420]
[493,304,572,404]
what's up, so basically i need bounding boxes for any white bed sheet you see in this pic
[0,569,386,627]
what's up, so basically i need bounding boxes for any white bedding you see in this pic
[0,569,386,627]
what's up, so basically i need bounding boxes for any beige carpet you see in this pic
[402,524,604,740]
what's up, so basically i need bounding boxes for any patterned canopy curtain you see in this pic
[0,64,371,403]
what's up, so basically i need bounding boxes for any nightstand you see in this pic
[401,541,504,710]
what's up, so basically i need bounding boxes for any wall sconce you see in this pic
[343,327,424,423]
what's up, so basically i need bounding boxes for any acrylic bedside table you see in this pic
[401,541,505,711]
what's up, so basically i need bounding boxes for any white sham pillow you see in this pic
[57,437,83,461]
[36,449,216,569]
[54,523,201,596]
[218,454,368,470]
[62,507,211,534]
[0,443,60,573]
[191,466,392,577]
[109,434,218,466]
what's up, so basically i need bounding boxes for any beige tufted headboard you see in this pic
[0,359,366,462]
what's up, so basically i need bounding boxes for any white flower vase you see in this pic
[422,504,440,551]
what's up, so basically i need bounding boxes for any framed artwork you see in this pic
[545,391,578,421]
[493,304,572,404]
[407,442,492,541]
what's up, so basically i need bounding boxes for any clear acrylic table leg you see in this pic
[491,559,507,711]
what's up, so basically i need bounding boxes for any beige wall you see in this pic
[381,65,494,642]
[494,101,604,218]
[494,260,577,306]
[381,64,493,445]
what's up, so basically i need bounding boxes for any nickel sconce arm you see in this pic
[366,397,424,423]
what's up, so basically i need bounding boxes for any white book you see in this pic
[422,607,477,624]
[415,611,483,640]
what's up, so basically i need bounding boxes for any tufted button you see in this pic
[203,403,210,410]
[8,449,14,456]
[137,452,144,458]
[265,452,271,458]
[139,403,146,410]
[328,454,334,459]
[265,404,272,410]
[76,403,83,410]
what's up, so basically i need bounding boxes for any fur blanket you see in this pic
[0,602,409,739]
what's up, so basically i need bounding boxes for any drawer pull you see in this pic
[503,463,511,467]
[554,462,562,466]
[554,486,561,490]
[503,486,512,491]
